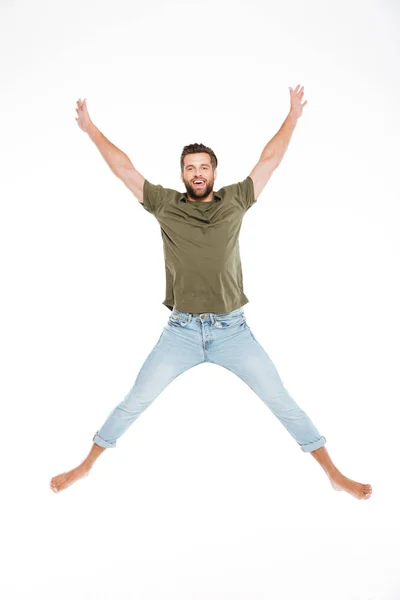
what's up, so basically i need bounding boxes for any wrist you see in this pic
[86,121,97,139]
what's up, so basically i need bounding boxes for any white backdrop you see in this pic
[1,0,399,598]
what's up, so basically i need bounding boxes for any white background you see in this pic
[1,0,399,598]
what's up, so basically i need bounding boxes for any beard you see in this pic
[184,177,214,201]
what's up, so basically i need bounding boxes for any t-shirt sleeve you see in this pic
[236,175,257,211]
[141,179,165,217]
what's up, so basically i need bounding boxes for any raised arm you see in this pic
[249,84,308,200]
[75,98,145,203]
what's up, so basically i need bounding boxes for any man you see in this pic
[50,85,372,500]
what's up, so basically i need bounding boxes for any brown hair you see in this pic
[180,143,218,174]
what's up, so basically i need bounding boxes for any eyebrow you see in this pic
[185,164,210,168]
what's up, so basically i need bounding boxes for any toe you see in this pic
[50,479,60,492]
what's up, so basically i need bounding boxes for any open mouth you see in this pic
[193,180,206,188]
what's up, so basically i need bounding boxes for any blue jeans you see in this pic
[93,306,327,453]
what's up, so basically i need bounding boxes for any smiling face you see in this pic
[181,152,217,201]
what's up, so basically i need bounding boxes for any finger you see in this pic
[294,84,300,92]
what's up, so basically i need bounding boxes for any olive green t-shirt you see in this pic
[141,175,257,313]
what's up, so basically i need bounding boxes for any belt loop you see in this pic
[187,313,192,324]
[211,314,215,325]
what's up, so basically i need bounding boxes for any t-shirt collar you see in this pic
[179,190,222,203]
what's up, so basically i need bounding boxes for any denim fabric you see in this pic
[93,306,326,453]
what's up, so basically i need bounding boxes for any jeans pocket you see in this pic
[214,314,246,328]
[169,315,189,327]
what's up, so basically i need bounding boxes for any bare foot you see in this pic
[329,472,372,500]
[50,464,91,493]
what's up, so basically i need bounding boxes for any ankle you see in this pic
[79,460,94,471]
[326,467,343,479]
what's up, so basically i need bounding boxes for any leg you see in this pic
[50,326,203,493]
[211,324,372,500]
[210,325,327,452]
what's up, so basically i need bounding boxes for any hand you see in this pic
[75,98,93,133]
[289,84,308,119]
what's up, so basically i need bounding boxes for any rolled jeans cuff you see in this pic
[300,436,327,452]
[92,432,116,449]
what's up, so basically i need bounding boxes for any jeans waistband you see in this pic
[171,306,245,323]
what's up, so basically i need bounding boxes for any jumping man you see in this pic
[50,85,372,500]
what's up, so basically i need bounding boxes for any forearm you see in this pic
[87,123,133,175]
[259,111,299,163]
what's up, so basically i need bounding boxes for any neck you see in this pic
[187,192,214,203]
